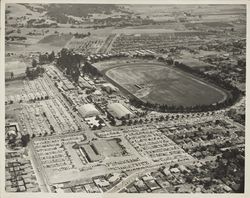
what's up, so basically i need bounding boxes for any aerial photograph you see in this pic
[4,3,246,193]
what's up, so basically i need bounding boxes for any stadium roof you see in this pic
[107,103,133,119]
[78,103,100,118]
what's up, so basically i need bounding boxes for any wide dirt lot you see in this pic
[5,79,24,96]
[106,63,227,107]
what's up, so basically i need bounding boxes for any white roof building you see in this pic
[102,83,119,93]
[78,103,100,118]
[107,103,134,119]
[108,173,121,183]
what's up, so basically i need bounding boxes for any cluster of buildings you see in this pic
[110,32,208,53]
[52,172,125,193]
[199,40,246,91]
[160,118,244,160]
[5,152,40,192]
[46,63,137,130]
[123,162,234,193]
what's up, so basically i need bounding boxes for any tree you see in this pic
[185,175,193,183]
[21,134,30,147]
[48,51,55,62]
[110,119,116,126]
[128,120,132,125]
[25,67,31,78]
[207,133,214,140]
[121,120,127,126]
[32,59,37,67]
[50,125,54,132]
[72,69,80,83]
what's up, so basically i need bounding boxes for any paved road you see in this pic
[107,158,196,193]
[28,142,51,192]
[44,72,89,132]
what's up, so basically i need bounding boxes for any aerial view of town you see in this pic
[4,3,246,193]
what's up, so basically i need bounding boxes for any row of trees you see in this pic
[5,36,27,41]
[129,90,239,113]
[74,32,91,38]
[82,61,101,77]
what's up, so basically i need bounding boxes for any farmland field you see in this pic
[5,80,24,96]
[38,34,73,47]
[5,58,29,75]
[106,63,228,107]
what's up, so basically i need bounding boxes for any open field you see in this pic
[5,27,114,55]
[38,34,73,47]
[5,59,29,75]
[5,80,24,96]
[106,63,227,107]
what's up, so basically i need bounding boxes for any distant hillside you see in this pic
[44,4,120,23]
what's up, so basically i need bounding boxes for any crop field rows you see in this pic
[68,36,106,54]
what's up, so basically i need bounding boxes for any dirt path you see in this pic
[105,33,120,53]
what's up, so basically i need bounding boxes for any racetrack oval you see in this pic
[105,63,228,107]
